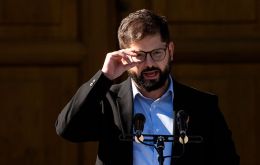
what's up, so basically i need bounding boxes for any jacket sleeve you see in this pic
[55,70,113,142]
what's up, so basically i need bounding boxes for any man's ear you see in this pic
[168,41,174,61]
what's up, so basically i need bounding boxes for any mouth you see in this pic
[142,70,160,80]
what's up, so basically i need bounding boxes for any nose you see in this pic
[144,53,154,67]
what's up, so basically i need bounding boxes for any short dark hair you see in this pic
[118,9,170,49]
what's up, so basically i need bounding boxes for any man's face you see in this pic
[127,34,174,92]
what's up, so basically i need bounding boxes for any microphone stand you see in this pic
[156,136,165,165]
[120,134,203,165]
[135,134,178,165]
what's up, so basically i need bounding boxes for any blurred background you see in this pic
[0,0,259,164]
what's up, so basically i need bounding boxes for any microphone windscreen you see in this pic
[133,113,145,132]
[177,110,189,123]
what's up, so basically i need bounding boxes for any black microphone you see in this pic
[133,113,146,142]
[176,110,189,144]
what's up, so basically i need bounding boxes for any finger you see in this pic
[121,56,132,65]
[120,48,137,56]
[124,61,139,70]
[107,51,125,59]
[122,54,133,63]
[107,49,137,64]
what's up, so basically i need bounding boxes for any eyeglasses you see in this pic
[130,46,168,63]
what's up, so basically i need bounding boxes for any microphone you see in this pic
[133,113,146,143]
[176,110,189,144]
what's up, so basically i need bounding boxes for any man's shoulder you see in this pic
[174,80,218,101]
[173,80,219,115]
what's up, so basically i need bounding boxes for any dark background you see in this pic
[0,0,259,164]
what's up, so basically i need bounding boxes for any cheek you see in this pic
[157,60,167,69]
[158,58,171,71]
[128,66,138,74]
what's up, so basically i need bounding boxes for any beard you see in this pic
[128,60,172,92]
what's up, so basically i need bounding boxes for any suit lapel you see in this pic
[110,78,133,165]
[116,78,133,136]
[172,80,187,163]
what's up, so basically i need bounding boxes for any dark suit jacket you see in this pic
[56,70,239,165]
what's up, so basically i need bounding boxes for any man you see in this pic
[56,9,239,165]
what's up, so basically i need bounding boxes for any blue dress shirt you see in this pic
[132,76,174,165]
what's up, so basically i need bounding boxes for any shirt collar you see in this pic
[131,75,174,100]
